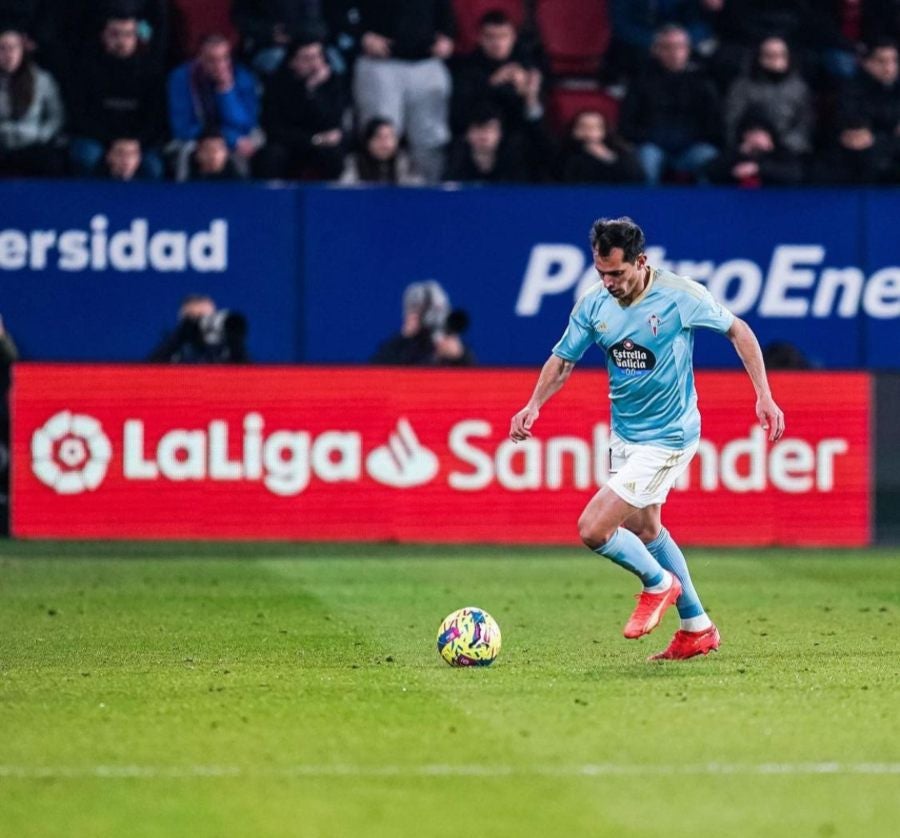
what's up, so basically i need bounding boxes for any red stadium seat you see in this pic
[169,0,239,63]
[546,86,620,137]
[452,0,526,54]
[535,0,611,77]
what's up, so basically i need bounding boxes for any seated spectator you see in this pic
[96,137,144,181]
[68,13,165,179]
[177,132,245,182]
[559,110,643,184]
[619,25,720,184]
[607,0,723,79]
[450,10,543,138]
[837,39,900,164]
[444,104,533,183]
[0,28,65,176]
[232,0,325,75]
[353,0,455,183]
[725,37,814,156]
[706,114,803,186]
[167,33,262,174]
[256,35,348,181]
[810,116,894,184]
[339,118,423,185]
[149,294,249,363]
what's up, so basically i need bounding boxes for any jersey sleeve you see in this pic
[682,283,735,333]
[552,297,595,362]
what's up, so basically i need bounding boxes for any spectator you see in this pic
[450,10,542,137]
[177,132,245,182]
[706,113,803,186]
[353,0,455,183]
[713,0,834,85]
[371,280,451,365]
[725,36,814,156]
[68,13,165,179]
[0,28,65,177]
[444,104,534,183]
[607,0,723,79]
[96,137,144,181]
[256,35,348,180]
[149,294,249,363]
[232,0,325,75]
[167,33,262,174]
[339,118,423,184]
[837,39,900,159]
[810,116,893,184]
[619,25,720,184]
[559,110,643,184]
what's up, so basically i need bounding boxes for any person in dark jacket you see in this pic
[837,39,900,159]
[444,104,533,183]
[68,13,165,178]
[232,0,324,74]
[559,110,643,184]
[619,25,720,184]
[450,9,542,137]
[256,35,347,180]
[705,113,803,186]
[810,116,894,184]
[339,117,423,184]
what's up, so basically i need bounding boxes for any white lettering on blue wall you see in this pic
[0,215,228,273]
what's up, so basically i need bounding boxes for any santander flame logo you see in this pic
[366,418,439,488]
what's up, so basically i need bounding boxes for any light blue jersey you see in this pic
[553,267,735,448]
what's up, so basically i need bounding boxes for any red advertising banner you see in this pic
[11,365,870,545]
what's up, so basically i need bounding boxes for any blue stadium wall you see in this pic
[2,181,900,369]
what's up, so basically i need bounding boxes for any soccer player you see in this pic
[509,217,784,660]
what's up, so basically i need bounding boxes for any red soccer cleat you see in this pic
[648,625,721,661]
[622,576,682,639]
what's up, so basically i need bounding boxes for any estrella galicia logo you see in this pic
[609,338,656,376]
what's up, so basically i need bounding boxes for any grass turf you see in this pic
[0,542,898,837]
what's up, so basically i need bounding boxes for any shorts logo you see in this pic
[609,339,656,376]
[31,411,112,494]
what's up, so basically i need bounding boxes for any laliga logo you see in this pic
[31,411,112,494]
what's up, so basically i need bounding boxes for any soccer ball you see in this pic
[436,607,501,667]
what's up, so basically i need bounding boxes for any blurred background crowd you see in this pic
[0,0,899,187]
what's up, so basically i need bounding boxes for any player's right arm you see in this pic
[509,354,575,441]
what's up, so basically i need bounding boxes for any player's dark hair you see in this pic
[862,38,898,58]
[589,217,646,263]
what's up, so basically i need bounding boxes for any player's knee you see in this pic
[577,514,615,550]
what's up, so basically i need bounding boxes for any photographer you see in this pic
[148,294,249,363]
[370,280,474,366]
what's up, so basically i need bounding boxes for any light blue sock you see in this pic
[594,528,665,587]
[645,527,704,618]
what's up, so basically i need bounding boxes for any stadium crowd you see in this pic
[0,0,898,186]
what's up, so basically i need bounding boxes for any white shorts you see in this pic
[606,433,698,508]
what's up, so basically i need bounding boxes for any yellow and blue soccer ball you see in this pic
[436,607,501,667]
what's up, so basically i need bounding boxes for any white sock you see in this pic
[681,613,713,632]
[643,570,673,594]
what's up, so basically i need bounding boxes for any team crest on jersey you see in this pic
[609,338,657,375]
[648,314,661,336]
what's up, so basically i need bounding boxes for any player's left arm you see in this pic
[726,317,785,442]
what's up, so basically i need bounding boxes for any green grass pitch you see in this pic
[1,541,898,838]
